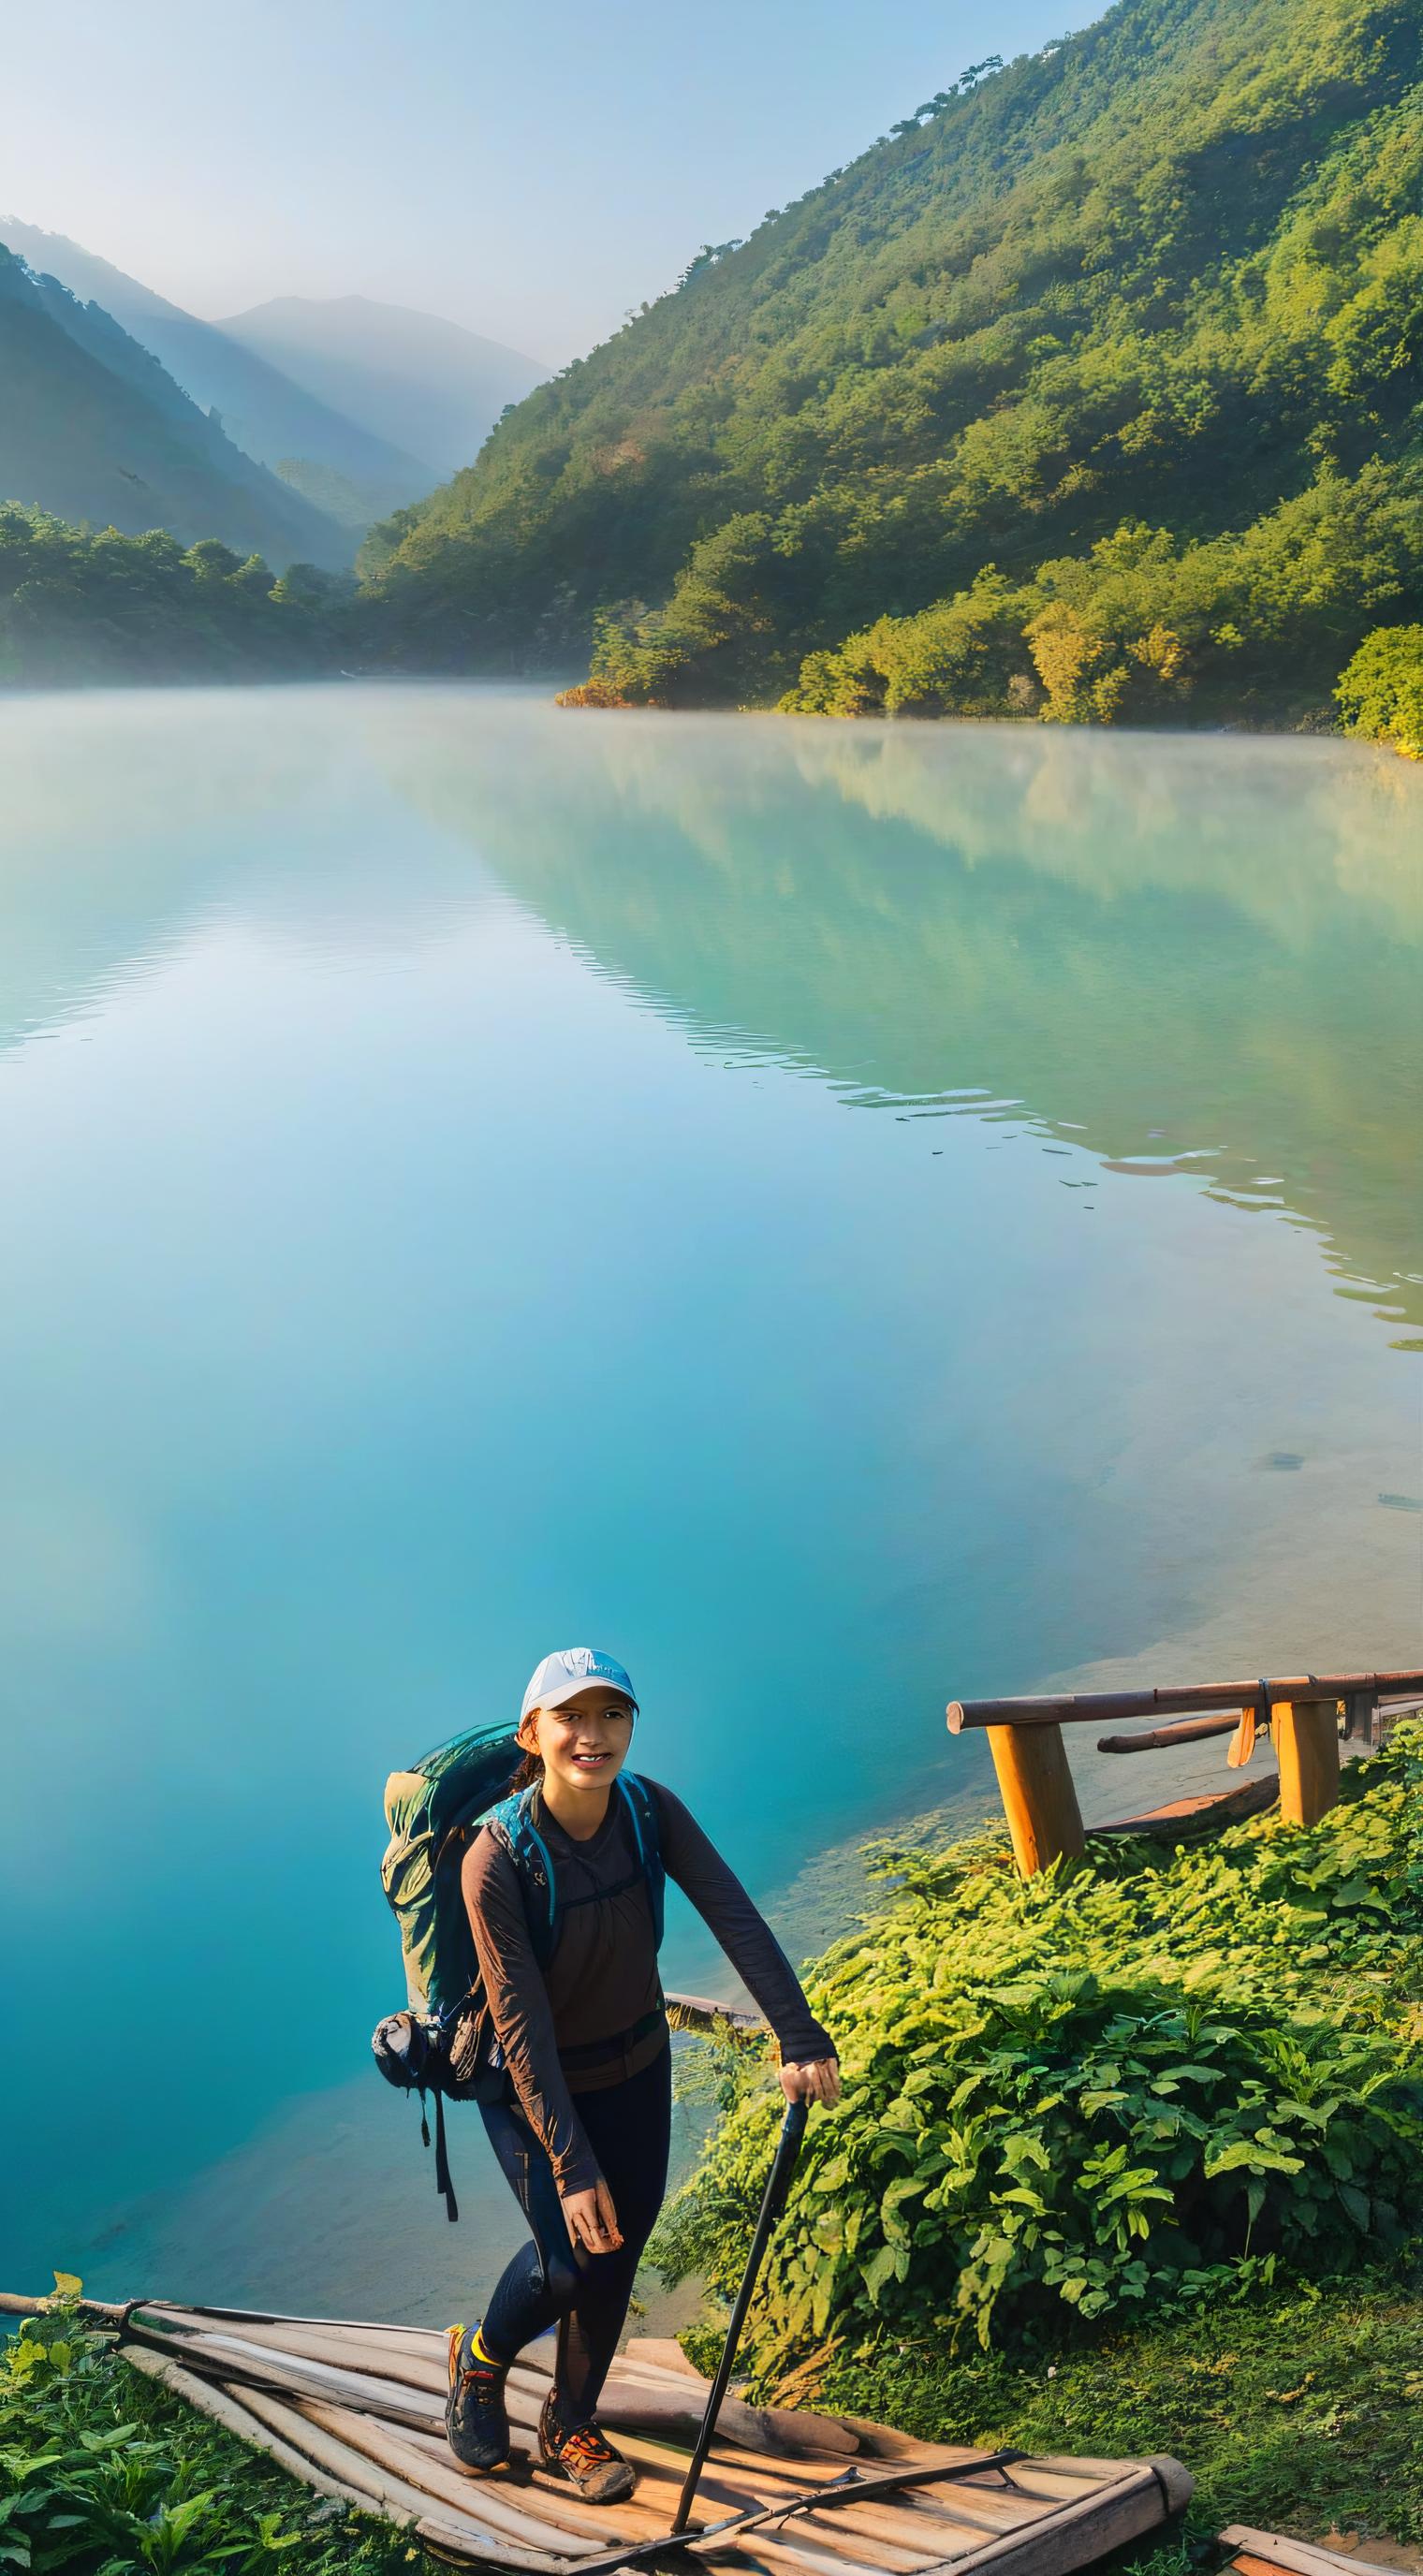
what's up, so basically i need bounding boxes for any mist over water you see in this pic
[1,685,1417,2317]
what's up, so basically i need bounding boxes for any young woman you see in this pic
[447,1646,840,2504]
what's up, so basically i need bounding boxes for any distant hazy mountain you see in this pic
[0,221,431,512]
[0,245,352,569]
[216,296,545,480]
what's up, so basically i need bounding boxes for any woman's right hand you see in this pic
[559,2177,623,2255]
[780,2056,842,2107]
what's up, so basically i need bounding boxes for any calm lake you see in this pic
[2,685,1419,2319]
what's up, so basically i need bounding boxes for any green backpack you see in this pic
[380,1721,518,2019]
[372,1720,664,2217]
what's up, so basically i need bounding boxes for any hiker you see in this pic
[447,1646,840,2504]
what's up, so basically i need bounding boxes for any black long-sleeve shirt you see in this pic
[461,1777,834,2194]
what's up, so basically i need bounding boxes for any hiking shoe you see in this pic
[446,2324,510,2472]
[538,2389,636,2503]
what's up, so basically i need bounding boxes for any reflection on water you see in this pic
[0,684,1417,2315]
[389,704,1423,1342]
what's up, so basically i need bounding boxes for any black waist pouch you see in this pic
[371,2001,507,2220]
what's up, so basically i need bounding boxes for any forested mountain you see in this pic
[0,247,351,570]
[215,296,544,482]
[0,221,430,515]
[364,0,1423,725]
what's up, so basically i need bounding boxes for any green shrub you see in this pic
[580,607,685,707]
[1335,623,1423,756]
[782,569,1036,717]
[654,1730,1423,2366]
[780,467,1423,726]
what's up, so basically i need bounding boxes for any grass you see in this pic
[805,2262,1423,2554]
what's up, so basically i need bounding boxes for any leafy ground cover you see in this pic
[0,2293,412,2576]
[654,1731,1423,2365]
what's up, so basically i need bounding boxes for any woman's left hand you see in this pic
[780,2056,841,2107]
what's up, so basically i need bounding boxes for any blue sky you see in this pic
[1,0,1087,363]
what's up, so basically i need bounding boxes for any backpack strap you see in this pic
[485,1786,560,1969]
[431,2086,459,2222]
[616,1773,666,1951]
[487,1773,667,1964]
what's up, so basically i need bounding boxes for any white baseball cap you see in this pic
[521,1647,638,1721]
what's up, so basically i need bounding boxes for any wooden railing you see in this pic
[946,1669,1423,1878]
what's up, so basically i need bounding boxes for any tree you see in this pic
[184,538,245,582]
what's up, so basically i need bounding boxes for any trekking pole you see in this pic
[668,2096,809,2537]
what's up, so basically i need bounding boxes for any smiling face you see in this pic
[518,1685,636,1809]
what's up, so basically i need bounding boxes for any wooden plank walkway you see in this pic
[72,2299,1192,2575]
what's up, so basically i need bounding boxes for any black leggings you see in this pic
[478,2044,672,2428]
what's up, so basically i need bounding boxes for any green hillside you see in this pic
[0,247,351,572]
[364,0,1423,724]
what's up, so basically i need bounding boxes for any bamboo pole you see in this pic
[1272,1698,1341,1827]
[299,2399,608,2559]
[119,2318,443,2431]
[1096,1712,1243,1754]
[947,1669,1423,1730]
[145,2313,447,2396]
[233,2387,564,2571]
[985,1721,1085,1877]
[0,2291,128,2320]
[121,2346,361,2510]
